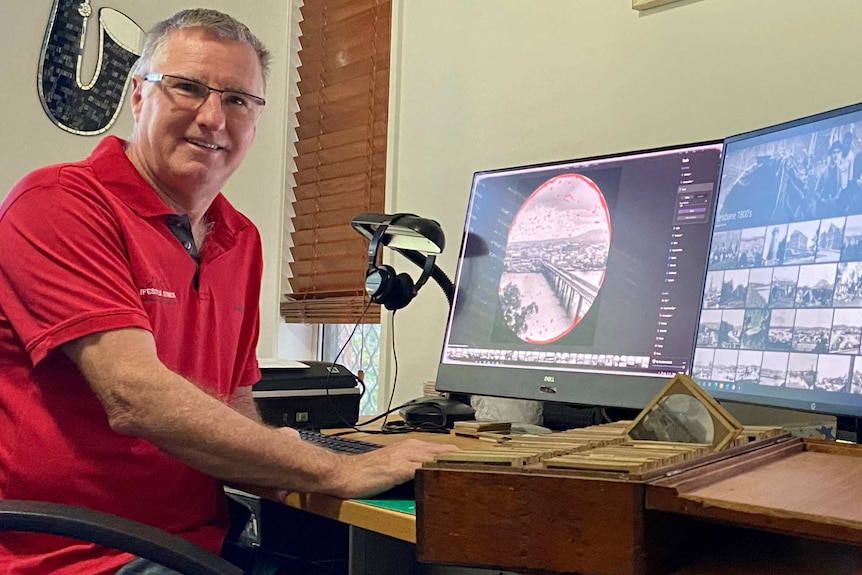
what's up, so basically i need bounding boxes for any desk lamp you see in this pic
[350,212,454,310]
[350,212,474,428]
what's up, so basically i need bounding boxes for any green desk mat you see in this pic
[353,498,415,515]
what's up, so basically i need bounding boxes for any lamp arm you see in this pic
[395,248,455,308]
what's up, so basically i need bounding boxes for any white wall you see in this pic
[9,1,862,413]
[0,0,290,358]
[386,0,862,406]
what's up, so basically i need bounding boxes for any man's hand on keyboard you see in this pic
[337,439,458,499]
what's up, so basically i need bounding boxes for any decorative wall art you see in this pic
[39,0,144,135]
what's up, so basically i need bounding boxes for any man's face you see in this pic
[128,27,264,202]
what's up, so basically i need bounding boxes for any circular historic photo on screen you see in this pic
[499,173,611,343]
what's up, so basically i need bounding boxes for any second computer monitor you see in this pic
[692,102,862,418]
[436,141,724,409]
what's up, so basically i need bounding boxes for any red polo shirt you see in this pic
[0,136,262,574]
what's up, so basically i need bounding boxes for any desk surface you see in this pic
[279,426,483,543]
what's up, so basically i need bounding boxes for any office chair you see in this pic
[0,499,242,575]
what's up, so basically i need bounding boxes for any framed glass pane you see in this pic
[322,324,381,415]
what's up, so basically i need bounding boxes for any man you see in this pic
[0,9,455,574]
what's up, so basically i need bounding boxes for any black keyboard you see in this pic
[298,429,381,455]
[299,429,416,499]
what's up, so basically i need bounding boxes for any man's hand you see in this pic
[328,439,458,500]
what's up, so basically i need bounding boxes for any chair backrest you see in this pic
[0,500,242,575]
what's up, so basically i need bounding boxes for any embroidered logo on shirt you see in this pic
[139,287,177,299]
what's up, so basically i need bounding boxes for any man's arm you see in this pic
[229,385,263,424]
[63,328,457,499]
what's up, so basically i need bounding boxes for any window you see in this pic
[281,0,391,326]
[322,323,381,415]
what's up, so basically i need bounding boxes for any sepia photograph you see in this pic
[762,224,788,266]
[717,125,862,230]
[718,309,745,349]
[741,308,770,349]
[709,229,742,270]
[703,270,724,308]
[736,349,763,383]
[766,308,796,351]
[692,347,715,380]
[783,220,821,265]
[500,173,611,344]
[769,265,800,308]
[760,351,790,386]
[834,261,862,307]
[711,349,740,382]
[697,309,721,347]
[842,214,862,261]
[719,269,750,308]
[745,267,774,308]
[814,353,852,392]
[815,217,846,263]
[794,263,837,308]
[791,308,833,353]
[829,308,862,354]
[786,352,818,389]
[738,227,767,268]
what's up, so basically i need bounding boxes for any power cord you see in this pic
[327,400,449,436]
[329,309,449,436]
[379,310,449,434]
[319,300,374,430]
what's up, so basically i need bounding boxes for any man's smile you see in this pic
[186,137,222,151]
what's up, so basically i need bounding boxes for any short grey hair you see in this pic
[132,8,271,88]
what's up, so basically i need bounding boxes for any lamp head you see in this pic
[351,212,450,311]
[350,213,445,255]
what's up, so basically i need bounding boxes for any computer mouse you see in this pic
[398,396,476,428]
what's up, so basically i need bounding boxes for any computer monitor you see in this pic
[691,102,862,419]
[435,141,724,410]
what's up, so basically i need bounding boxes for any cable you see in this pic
[376,308,450,434]
[600,407,612,423]
[380,418,449,435]
[328,399,449,436]
[320,299,373,430]
[329,308,448,437]
[358,321,367,385]
[378,309,400,432]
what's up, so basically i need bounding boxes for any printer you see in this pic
[252,360,362,430]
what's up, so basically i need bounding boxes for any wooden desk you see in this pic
[272,429,862,575]
[278,428,484,544]
[416,436,862,575]
[281,493,415,542]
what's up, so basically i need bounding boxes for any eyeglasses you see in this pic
[143,73,266,119]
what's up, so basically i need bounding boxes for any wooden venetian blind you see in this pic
[281,0,389,324]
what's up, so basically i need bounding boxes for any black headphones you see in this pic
[364,214,436,311]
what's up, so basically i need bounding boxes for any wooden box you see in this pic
[416,435,862,575]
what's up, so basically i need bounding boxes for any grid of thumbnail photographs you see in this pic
[693,115,862,395]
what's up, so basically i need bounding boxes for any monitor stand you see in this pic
[542,402,641,431]
[837,416,862,444]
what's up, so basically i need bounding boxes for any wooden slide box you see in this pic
[646,436,862,547]
[417,464,652,575]
[416,434,862,575]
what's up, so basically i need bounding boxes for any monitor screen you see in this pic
[436,142,724,409]
[691,102,862,418]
